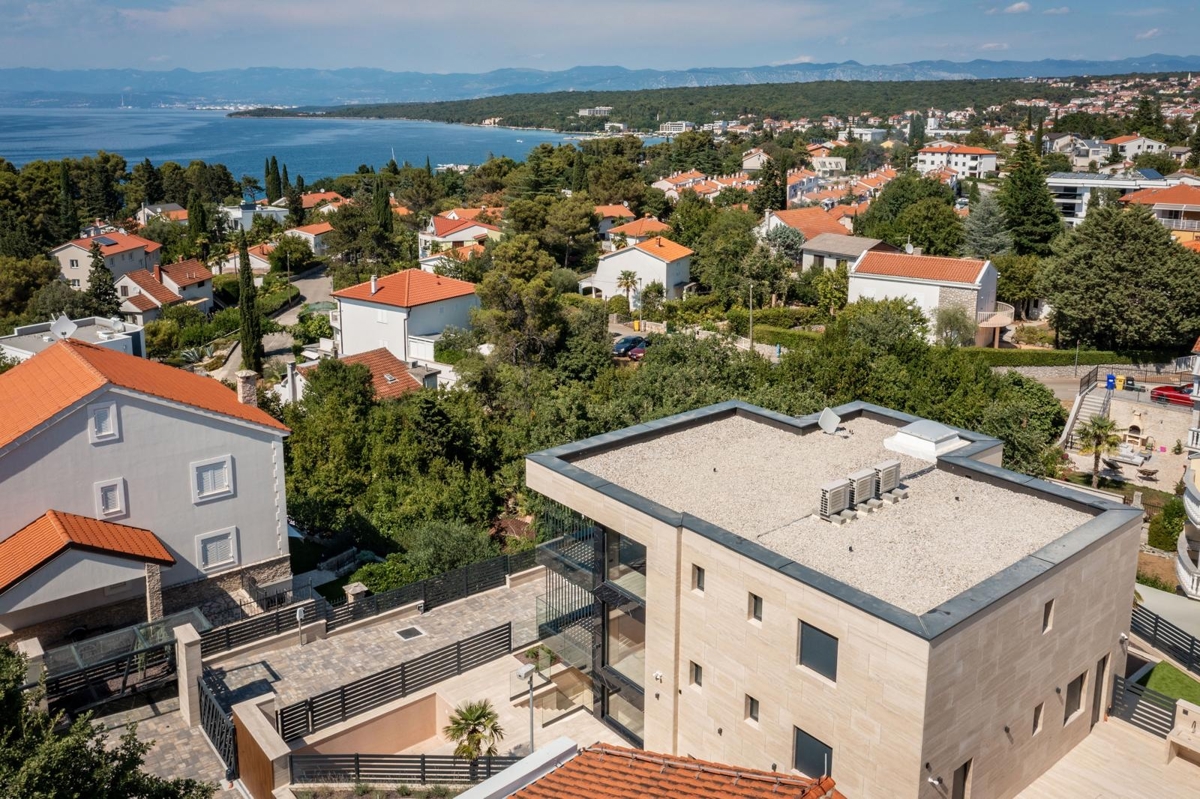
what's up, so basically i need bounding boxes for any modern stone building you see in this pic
[525,401,1140,799]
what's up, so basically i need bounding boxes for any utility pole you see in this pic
[748,280,755,350]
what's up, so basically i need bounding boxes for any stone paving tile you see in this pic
[206,579,544,708]
[96,690,239,798]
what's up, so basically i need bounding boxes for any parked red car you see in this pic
[1150,384,1195,406]
[629,339,653,361]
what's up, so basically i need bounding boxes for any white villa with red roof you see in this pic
[114,260,214,324]
[915,144,998,179]
[603,216,672,252]
[332,269,479,365]
[50,232,163,289]
[1104,134,1167,161]
[580,237,694,307]
[282,221,335,256]
[418,208,503,257]
[848,251,1010,347]
[0,341,290,644]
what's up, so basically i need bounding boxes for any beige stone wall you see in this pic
[917,517,1140,799]
[674,528,929,799]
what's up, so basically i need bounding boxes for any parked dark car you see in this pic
[1150,384,1195,406]
[629,338,653,361]
[612,335,645,357]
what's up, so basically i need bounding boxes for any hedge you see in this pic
[725,306,826,336]
[753,325,823,350]
[258,285,301,316]
[970,349,1183,367]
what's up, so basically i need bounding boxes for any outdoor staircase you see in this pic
[1064,388,1111,449]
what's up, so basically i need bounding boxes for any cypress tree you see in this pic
[57,162,78,242]
[237,233,264,373]
[186,191,208,242]
[373,178,393,235]
[997,137,1063,257]
[263,158,271,198]
[266,156,282,203]
[287,190,305,227]
[281,164,292,196]
[1033,119,1044,156]
[571,151,587,193]
[425,156,432,176]
[85,242,120,316]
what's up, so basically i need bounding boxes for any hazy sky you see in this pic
[2,0,1197,72]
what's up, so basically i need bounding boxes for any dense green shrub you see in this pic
[971,349,1181,367]
[726,306,826,336]
[1136,571,1178,593]
[212,273,240,305]
[606,295,630,316]
[753,325,823,350]
[257,285,300,316]
[1147,496,1186,551]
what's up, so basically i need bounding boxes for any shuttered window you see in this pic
[89,402,118,443]
[100,484,120,513]
[191,456,233,502]
[198,530,237,570]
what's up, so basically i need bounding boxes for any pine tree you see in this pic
[56,162,78,241]
[964,194,1013,259]
[997,137,1063,257]
[85,242,120,316]
[571,151,587,193]
[281,164,292,196]
[237,233,264,373]
[287,190,305,227]
[133,158,163,207]
[373,178,394,235]
[266,156,282,203]
[1033,119,1044,155]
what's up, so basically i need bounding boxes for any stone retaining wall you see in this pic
[994,363,1183,380]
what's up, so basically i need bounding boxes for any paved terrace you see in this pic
[576,415,1094,614]
[206,578,543,708]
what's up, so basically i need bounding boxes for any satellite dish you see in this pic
[50,315,78,341]
[818,407,842,435]
[905,242,914,254]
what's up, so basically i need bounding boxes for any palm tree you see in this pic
[443,700,505,761]
[616,270,639,310]
[1076,415,1121,488]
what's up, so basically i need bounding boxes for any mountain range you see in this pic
[2,54,1198,108]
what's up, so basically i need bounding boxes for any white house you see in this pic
[1044,171,1172,226]
[1104,134,1167,160]
[742,148,770,171]
[282,221,335,256]
[757,208,849,242]
[418,213,502,258]
[0,342,290,643]
[811,157,847,177]
[50,232,163,289]
[216,242,274,275]
[579,237,694,307]
[418,243,486,274]
[219,202,289,232]
[848,251,1008,347]
[603,216,671,251]
[332,269,479,365]
[135,203,185,227]
[801,233,898,271]
[158,259,215,313]
[595,204,635,241]
[915,145,998,179]
[785,168,821,204]
[0,316,144,362]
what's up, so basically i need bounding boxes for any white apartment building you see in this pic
[0,316,144,362]
[915,145,998,179]
[1045,171,1173,226]
[50,232,163,289]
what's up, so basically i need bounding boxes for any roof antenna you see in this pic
[905,235,914,255]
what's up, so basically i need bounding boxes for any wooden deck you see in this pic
[1015,718,1199,798]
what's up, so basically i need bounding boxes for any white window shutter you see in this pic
[202,534,233,567]
[100,485,119,513]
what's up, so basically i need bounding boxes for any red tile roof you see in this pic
[0,510,175,594]
[300,191,346,209]
[62,232,162,256]
[159,259,213,289]
[608,217,671,238]
[1105,135,1140,145]
[769,208,850,240]
[1184,240,1200,253]
[918,145,996,156]
[291,221,335,236]
[438,207,502,222]
[1120,184,1200,207]
[855,251,988,285]
[123,269,183,307]
[595,204,635,220]
[339,348,423,400]
[510,744,840,799]
[632,236,693,262]
[0,340,288,451]
[333,268,478,309]
[123,293,158,312]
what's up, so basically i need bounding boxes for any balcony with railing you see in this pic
[1177,527,1200,600]
[1189,428,1200,451]
[976,301,1015,328]
[1157,215,1200,233]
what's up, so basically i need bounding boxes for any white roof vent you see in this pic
[884,420,967,462]
[820,479,854,524]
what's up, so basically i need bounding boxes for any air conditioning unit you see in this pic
[875,460,903,501]
[820,479,853,523]
[848,468,880,511]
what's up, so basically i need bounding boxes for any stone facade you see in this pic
[145,563,164,621]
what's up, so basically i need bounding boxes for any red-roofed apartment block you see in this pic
[50,232,163,289]
[0,340,290,644]
[332,269,479,366]
[916,145,998,179]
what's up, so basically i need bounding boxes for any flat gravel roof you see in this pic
[574,415,1093,614]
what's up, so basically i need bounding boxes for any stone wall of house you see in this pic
[4,555,293,649]
[937,286,978,318]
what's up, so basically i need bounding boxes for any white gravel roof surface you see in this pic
[574,415,1094,614]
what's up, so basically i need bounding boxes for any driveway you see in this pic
[276,265,333,326]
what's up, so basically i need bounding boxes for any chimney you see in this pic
[370,274,378,294]
[235,370,258,407]
[153,263,162,283]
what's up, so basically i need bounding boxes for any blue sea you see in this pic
[0,108,574,180]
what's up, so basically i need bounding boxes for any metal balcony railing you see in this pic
[1177,530,1200,600]
[976,301,1015,328]
[1158,217,1200,232]
[1189,427,1200,451]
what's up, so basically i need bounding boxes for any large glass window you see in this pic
[793,726,833,778]
[798,621,839,682]
[606,531,646,599]
[605,686,644,742]
[605,605,645,686]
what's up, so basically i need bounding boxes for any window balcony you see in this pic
[976,302,1015,329]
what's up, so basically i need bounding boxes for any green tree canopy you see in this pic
[85,242,120,317]
[893,197,964,256]
[963,193,1013,259]
[997,136,1063,256]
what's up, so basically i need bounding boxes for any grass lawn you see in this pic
[315,574,354,603]
[1137,661,1200,705]
[1063,472,1175,517]
[289,537,329,574]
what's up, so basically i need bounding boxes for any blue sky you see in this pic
[1,0,1197,72]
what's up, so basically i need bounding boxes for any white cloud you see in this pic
[1135,28,1162,40]
[1004,1,1031,12]
[980,42,1010,51]
[1043,6,1069,14]
[773,54,816,65]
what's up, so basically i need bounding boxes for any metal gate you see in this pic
[198,678,238,780]
[1111,674,1176,739]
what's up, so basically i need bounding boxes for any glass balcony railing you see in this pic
[536,592,595,672]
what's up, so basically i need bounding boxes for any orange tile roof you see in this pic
[300,191,346,209]
[123,269,183,307]
[608,217,670,238]
[770,207,850,240]
[510,744,840,799]
[333,268,477,309]
[660,169,707,186]
[0,510,174,594]
[1120,184,1200,207]
[159,259,213,288]
[0,340,288,451]
[162,209,189,222]
[430,216,501,238]
[595,204,634,220]
[605,236,693,262]
[291,221,335,236]
[63,231,162,256]
[1105,134,1140,145]
[339,348,422,400]
[918,145,996,155]
[438,207,501,221]
[855,251,987,285]
[1184,240,1200,252]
